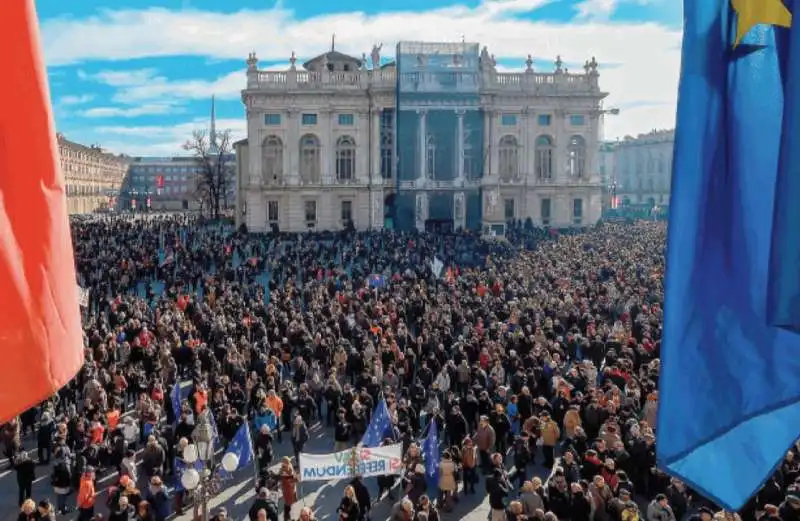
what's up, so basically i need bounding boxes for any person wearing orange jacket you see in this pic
[76,468,96,521]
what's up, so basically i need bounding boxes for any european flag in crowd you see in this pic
[421,418,439,489]
[219,423,254,478]
[360,399,394,448]
[170,382,182,422]
[659,0,800,509]
[368,274,386,289]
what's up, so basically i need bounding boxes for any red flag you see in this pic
[0,0,83,423]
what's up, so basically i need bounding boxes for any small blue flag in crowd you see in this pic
[170,382,182,421]
[422,418,439,488]
[360,399,394,448]
[219,423,254,478]
[368,274,386,289]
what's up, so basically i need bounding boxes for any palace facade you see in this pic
[237,42,608,233]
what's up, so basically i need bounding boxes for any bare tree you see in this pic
[182,129,234,220]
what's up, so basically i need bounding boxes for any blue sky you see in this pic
[41,0,682,156]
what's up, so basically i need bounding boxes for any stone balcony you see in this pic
[246,68,601,95]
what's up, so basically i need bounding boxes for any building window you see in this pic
[538,114,552,126]
[541,198,552,225]
[299,134,321,182]
[380,124,393,180]
[304,200,317,226]
[568,135,586,178]
[301,113,318,126]
[426,134,436,179]
[570,114,585,126]
[341,200,353,225]
[265,114,281,125]
[498,135,519,181]
[262,135,283,183]
[336,136,356,181]
[573,198,583,225]
[504,198,515,220]
[268,200,279,222]
[535,135,554,180]
[338,114,354,126]
[501,114,517,126]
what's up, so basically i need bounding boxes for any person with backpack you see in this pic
[51,451,73,514]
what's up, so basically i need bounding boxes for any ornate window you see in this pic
[498,135,519,181]
[261,135,283,183]
[299,134,320,183]
[426,134,436,179]
[336,136,356,181]
[535,135,554,180]
[567,135,586,178]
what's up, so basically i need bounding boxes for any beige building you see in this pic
[237,42,608,233]
[57,133,128,214]
[611,129,674,207]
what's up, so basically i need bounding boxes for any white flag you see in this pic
[430,257,444,279]
[78,285,90,308]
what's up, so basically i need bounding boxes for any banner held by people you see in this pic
[298,444,403,483]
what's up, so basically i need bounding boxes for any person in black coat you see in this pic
[15,452,35,506]
[349,477,372,521]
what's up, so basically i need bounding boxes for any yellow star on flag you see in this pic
[731,0,793,47]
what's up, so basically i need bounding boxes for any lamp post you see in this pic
[179,411,241,521]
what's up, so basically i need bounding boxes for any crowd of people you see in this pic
[2,215,799,521]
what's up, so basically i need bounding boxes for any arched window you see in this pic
[262,135,283,183]
[498,135,519,181]
[336,136,356,181]
[299,134,320,182]
[567,135,586,178]
[426,134,436,179]
[535,135,554,180]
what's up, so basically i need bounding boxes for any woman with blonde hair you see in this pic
[298,506,316,521]
[337,485,360,521]
[279,457,298,521]
[17,499,36,521]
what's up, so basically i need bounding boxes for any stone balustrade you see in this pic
[247,68,599,93]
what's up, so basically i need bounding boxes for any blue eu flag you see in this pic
[421,418,439,489]
[368,274,386,289]
[659,0,800,509]
[227,423,254,470]
[360,399,394,448]
[170,382,182,423]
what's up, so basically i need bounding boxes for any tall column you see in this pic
[415,192,429,231]
[371,105,381,183]
[454,191,466,230]
[417,109,427,183]
[456,110,465,183]
[322,109,334,184]
[286,109,300,185]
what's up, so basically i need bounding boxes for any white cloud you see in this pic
[574,0,618,19]
[42,0,682,140]
[81,104,180,118]
[59,94,94,105]
[84,67,243,104]
[95,117,246,156]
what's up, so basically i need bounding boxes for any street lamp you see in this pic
[180,411,240,521]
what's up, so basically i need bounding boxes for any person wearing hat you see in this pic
[689,506,714,521]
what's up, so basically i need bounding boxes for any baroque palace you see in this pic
[236,41,610,234]
[57,133,128,214]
